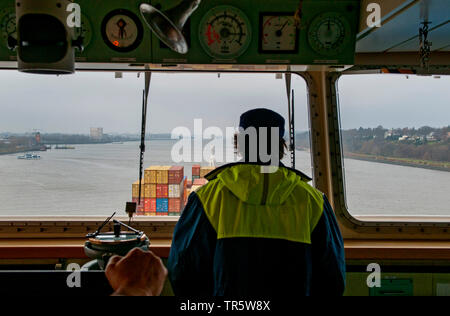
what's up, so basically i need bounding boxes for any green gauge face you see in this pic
[0,8,16,49]
[75,14,93,50]
[199,5,251,59]
[308,12,351,56]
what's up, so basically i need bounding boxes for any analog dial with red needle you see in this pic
[260,14,298,53]
[199,6,251,59]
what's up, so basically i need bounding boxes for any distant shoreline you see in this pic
[294,147,450,172]
[344,152,450,172]
[0,140,137,156]
[0,147,44,156]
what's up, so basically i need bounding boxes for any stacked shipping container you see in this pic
[200,166,216,178]
[146,166,171,216]
[168,166,184,216]
[131,180,145,215]
[144,166,159,216]
[132,165,216,216]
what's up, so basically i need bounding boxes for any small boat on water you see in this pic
[54,145,75,149]
[17,153,41,160]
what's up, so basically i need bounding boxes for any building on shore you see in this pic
[90,128,104,141]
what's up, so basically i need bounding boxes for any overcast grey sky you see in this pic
[0,71,448,134]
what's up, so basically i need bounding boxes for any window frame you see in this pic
[0,69,312,239]
[324,71,450,235]
[1,68,448,239]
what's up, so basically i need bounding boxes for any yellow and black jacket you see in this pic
[168,163,346,296]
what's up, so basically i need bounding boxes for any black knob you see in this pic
[72,36,84,52]
[7,35,17,50]
[113,221,121,237]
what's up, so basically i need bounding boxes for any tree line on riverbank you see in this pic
[295,126,449,163]
[38,133,139,144]
[0,133,139,154]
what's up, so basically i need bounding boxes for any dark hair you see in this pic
[234,132,287,162]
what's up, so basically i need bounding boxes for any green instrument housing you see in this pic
[0,0,360,67]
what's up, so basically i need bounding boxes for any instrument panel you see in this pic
[0,7,15,42]
[260,13,299,54]
[101,9,144,53]
[75,13,93,50]
[0,0,360,67]
[308,11,352,56]
[0,7,16,52]
[198,5,252,60]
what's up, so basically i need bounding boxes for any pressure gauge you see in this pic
[75,14,93,50]
[199,5,251,59]
[101,9,143,52]
[0,7,17,49]
[260,13,298,53]
[307,12,351,56]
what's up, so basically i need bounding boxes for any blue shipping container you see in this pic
[156,198,169,213]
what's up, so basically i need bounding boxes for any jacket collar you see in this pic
[204,161,312,182]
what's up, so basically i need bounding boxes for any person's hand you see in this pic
[105,247,168,296]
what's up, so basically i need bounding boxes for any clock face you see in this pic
[260,13,298,53]
[0,8,16,49]
[101,9,144,52]
[198,5,251,59]
[308,12,351,56]
[74,14,93,50]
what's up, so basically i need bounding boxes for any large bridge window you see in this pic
[338,74,450,219]
[0,71,309,217]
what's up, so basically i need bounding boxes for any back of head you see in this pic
[236,108,287,164]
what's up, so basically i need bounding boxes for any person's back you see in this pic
[168,108,346,296]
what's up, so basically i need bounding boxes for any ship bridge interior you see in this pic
[0,0,449,297]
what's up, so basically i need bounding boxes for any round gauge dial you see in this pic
[308,12,351,56]
[0,8,17,49]
[260,14,298,53]
[74,14,93,50]
[101,9,143,52]
[199,5,251,59]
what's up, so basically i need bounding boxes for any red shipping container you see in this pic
[150,198,156,212]
[193,178,208,186]
[169,198,181,212]
[132,198,145,213]
[156,184,168,198]
[192,164,201,176]
[144,198,150,213]
[168,166,184,184]
[144,198,156,213]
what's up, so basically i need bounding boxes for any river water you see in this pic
[0,141,448,217]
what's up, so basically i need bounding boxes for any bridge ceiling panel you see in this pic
[356,0,450,53]
[388,21,450,52]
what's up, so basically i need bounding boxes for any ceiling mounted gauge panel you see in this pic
[198,5,251,60]
[75,14,93,50]
[0,7,16,49]
[260,13,298,54]
[101,9,144,53]
[307,12,351,56]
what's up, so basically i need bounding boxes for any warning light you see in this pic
[113,41,120,47]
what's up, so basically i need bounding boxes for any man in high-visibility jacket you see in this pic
[168,108,346,296]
